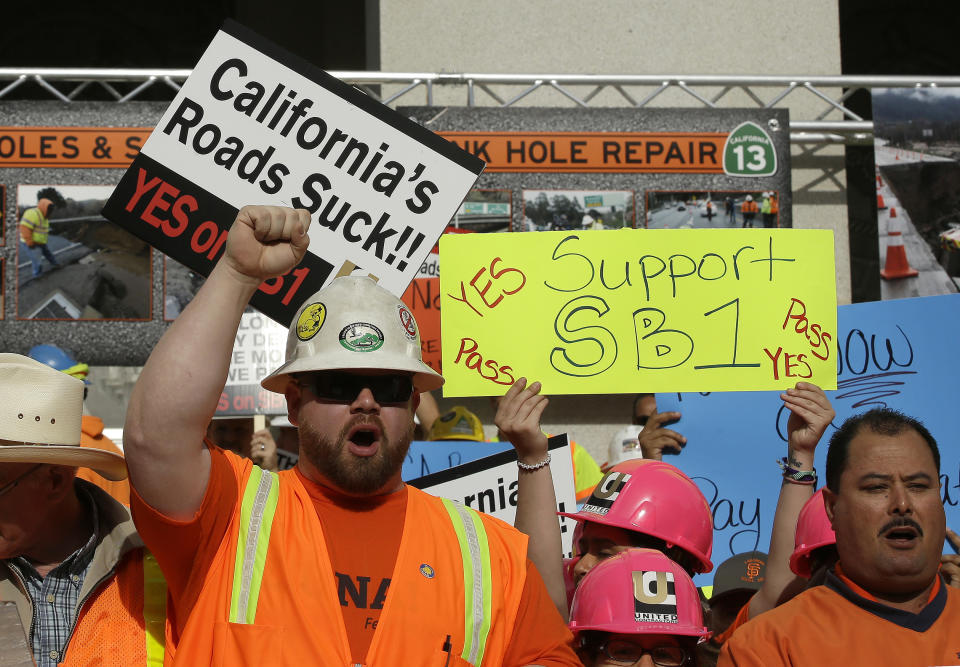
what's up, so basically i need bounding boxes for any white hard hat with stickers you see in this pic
[261,275,443,394]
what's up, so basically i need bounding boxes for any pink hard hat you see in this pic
[559,459,714,573]
[569,548,710,638]
[789,489,836,578]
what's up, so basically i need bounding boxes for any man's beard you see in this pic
[299,414,413,494]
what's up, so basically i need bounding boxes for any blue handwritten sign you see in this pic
[655,293,960,586]
[402,440,513,481]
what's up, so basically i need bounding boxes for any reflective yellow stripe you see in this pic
[441,498,493,666]
[142,551,166,666]
[230,467,280,624]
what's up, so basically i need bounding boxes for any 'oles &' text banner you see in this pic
[0,127,151,167]
[439,228,837,396]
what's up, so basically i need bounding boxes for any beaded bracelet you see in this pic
[777,457,817,485]
[517,452,552,471]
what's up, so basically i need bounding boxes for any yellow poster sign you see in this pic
[439,229,837,396]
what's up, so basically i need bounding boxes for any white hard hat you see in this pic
[608,424,644,466]
[745,195,753,202]
[261,275,443,394]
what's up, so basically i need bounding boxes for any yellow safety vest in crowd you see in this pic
[20,207,50,244]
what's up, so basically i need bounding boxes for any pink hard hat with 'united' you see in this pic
[569,548,710,638]
[559,458,714,573]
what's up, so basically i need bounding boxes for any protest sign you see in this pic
[401,277,442,373]
[652,293,960,586]
[409,435,579,557]
[216,311,288,415]
[402,439,513,481]
[103,20,483,325]
[439,228,837,395]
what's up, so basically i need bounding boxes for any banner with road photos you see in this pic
[103,20,484,325]
[409,434,579,558]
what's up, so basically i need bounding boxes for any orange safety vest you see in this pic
[769,197,779,214]
[741,200,758,214]
[165,462,528,666]
[60,551,167,666]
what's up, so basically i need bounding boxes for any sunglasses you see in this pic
[300,371,414,404]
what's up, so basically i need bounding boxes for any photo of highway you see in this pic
[644,190,780,229]
[519,189,634,231]
[873,87,960,298]
[16,185,151,320]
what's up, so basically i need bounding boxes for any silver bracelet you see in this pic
[517,452,551,471]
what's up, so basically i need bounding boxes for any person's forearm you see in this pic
[124,260,261,514]
[514,461,568,621]
[752,446,813,616]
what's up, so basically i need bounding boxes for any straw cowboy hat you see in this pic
[0,353,127,480]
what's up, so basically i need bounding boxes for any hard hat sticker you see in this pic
[397,304,418,340]
[580,471,632,516]
[296,303,327,341]
[633,570,679,624]
[339,322,385,352]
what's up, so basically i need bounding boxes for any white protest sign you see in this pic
[103,20,484,325]
[409,435,578,557]
[217,311,289,415]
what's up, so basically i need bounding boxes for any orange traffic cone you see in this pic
[877,175,883,187]
[877,194,887,210]
[880,218,918,280]
[890,207,897,218]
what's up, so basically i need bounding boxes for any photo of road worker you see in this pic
[644,190,781,229]
[518,189,635,231]
[16,184,152,320]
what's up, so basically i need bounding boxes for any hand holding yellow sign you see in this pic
[439,229,837,396]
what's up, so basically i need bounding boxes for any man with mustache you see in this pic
[123,205,578,666]
[720,408,960,666]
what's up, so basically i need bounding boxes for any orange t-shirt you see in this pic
[132,445,577,666]
[719,567,960,666]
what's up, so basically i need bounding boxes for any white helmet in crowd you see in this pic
[261,275,443,393]
[608,424,644,467]
[745,195,753,202]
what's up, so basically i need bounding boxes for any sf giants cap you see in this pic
[711,550,767,601]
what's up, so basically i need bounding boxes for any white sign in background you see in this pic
[414,438,578,558]
[142,27,482,297]
[227,311,288,386]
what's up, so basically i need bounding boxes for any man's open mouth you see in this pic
[346,423,382,456]
[881,523,921,546]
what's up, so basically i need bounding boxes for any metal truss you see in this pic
[3,68,960,144]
